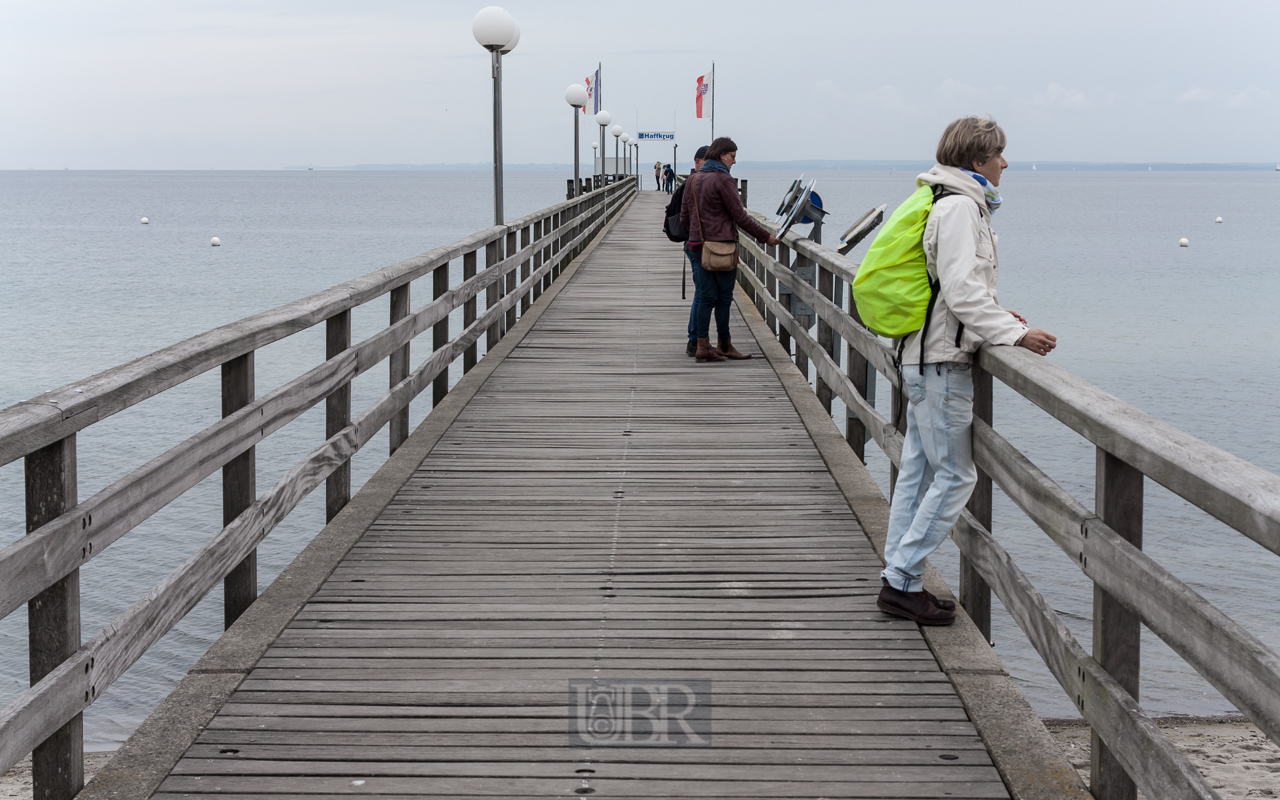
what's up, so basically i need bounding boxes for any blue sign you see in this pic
[637,131,675,142]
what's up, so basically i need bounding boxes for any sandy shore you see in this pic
[3,720,1277,798]
[1046,716,1280,799]
[1,753,115,800]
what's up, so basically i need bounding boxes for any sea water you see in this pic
[0,169,1276,747]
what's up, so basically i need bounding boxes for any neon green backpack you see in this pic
[851,183,955,339]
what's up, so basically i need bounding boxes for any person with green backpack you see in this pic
[854,116,1057,625]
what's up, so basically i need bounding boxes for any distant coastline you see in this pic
[283,160,1280,172]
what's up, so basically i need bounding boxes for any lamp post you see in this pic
[472,6,518,225]
[610,124,622,179]
[564,84,588,196]
[594,110,611,181]
[620,133,630,176]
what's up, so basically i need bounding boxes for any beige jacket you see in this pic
[898,165,1028,366]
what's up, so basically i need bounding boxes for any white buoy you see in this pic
[1179,238,1189,247]
[140,217,149,224]
[1215,216,1223,223]
[211,237,221,247]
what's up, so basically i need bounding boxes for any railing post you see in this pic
[889,382,907,497]
[222,353,256,627]
[433,261,449,405]
[776,243,792,357]
[551,212,562,281]
[389,284,410,453]
[25,434,82,800]
[463,250,478,373]
[961,363,993,639]
[325,310,351,522]
[846,288,871,464]
[1091,448,1143,800]
[486,239,502,351]
[519,224,532,314]
[816,265,835,414]
[532,219,544,303]
[765,243,778,335]
[505,229,518,332]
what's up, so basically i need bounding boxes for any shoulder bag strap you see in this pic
[690,174,708,243]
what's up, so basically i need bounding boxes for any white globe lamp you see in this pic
[472,6,519,224]
[472,7,516,50]
[565,84,588,196]
[565,84,588,108]
[499,22,519,54]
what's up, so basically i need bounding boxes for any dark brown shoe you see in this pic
[877,579,956,626]
[695,337,725,362]
[716,335,752,359]
[922,588,956,611]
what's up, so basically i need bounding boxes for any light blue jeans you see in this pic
[881,362,978,593]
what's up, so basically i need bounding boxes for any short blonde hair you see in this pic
[936,116,1006,170]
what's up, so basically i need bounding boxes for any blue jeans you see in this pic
[691,251,736,340]
[686,251,703,343]
[881,362,978,593]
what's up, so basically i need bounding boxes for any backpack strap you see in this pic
[914,184,958,374]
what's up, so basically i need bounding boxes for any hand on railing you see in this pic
[1016,328,1057,357]
[765,234,780,247]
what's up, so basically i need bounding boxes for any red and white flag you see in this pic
[695,72,712,118]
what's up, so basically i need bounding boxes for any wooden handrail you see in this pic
[0,179,637,783]
[0,182,631,469]
[735,213,1277,800]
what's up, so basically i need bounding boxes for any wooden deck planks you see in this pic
[160,193,1008,799]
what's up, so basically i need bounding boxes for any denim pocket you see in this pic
[946,363,971,373]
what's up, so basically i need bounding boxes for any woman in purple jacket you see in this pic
[680,137,779,362]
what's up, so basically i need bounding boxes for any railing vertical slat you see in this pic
[432,262,449,405]
[551,211,562,281]
[846,287,870,464]
[25,434,82,800]
[519,225,532,314]
[776,243,792,357]
[505,229,518,332]
[463,250,478,373]
[222,353,257,627]
[765,243,778,335]
[389,285,410,454]
[889,383,907,497]
[325,311,351,522]
[816,265,835,414]
[485,240,502,350]
[532,219,544,303]
[961,364,993,639]
[1092,448,1144,800]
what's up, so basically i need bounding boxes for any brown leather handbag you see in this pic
[690,174,739,271]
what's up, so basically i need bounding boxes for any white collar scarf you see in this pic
[959,168,1002,215]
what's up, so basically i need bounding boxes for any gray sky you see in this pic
[2,0,1276,169]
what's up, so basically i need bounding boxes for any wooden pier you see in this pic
[3,179,1278,800]
[148,194,1009,799]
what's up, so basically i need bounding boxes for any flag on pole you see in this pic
[585,68,601,114]
[695,71,712,119]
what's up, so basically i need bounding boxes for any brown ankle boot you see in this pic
[695,337,725,362]
[876,579,956,626]
[717,336,752,359]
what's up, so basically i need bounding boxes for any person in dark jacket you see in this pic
[666,146,708,357]
[679,137,779,362]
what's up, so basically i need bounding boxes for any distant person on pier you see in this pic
[680,136,780,362]
[876,116,1057,626]
[663,164,675,194]
[654,161,663,191]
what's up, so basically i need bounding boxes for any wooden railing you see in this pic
[0,178,637,798]
[734,210,1280,800]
